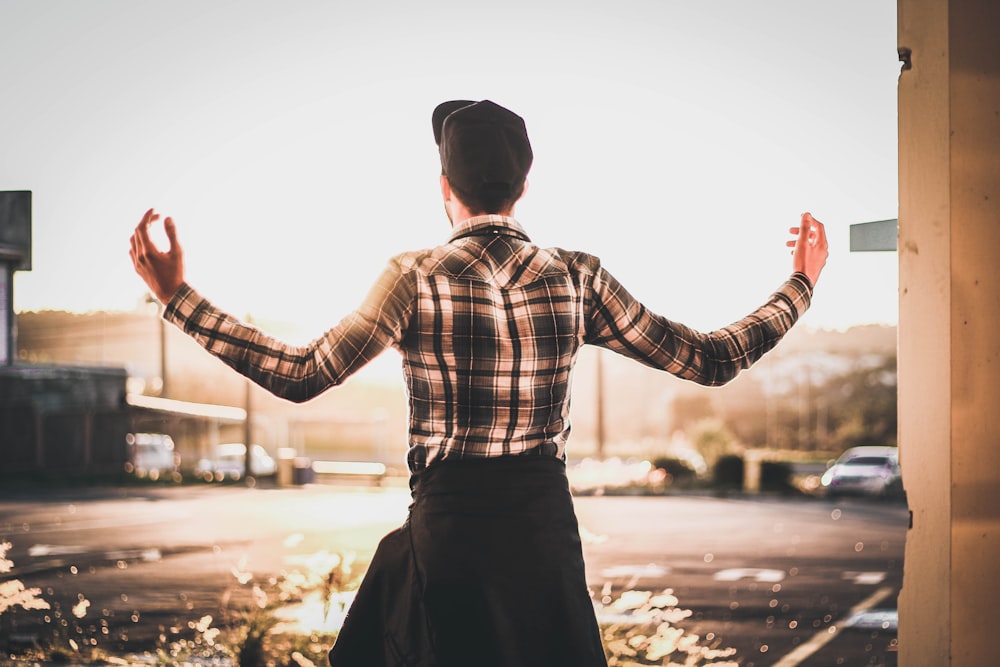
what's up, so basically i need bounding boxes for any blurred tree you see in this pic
[688,418,739,468]
[824,354,897,449]
[719,353,897,453]
[671,393,715,432]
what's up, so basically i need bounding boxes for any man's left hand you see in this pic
[129,208,185,304]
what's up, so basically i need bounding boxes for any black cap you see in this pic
[432,100,475,145]
[433,100,533,199]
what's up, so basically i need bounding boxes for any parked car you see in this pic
[194,443,277,482]
[126,433,179,480]
[821,445,902,498]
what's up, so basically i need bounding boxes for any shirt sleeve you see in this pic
[162,259,415,403]
[585,270,813,386]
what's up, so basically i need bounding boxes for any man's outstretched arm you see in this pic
[588,212,829,386]
[127,209,407,403]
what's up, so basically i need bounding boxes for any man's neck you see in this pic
[449,205,516,228]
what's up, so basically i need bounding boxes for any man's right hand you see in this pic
[787,212,829,288]
[129,208,185,304]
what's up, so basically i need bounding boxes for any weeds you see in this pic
[0,541,49,616]
[4,536,740,666]
[142,549,356,667]
[598,587,739,666]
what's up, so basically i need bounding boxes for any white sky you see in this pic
[2,0,899,341]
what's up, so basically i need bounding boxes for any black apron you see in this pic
[328,455,608,667]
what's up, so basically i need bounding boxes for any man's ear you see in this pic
[440,175,452,201]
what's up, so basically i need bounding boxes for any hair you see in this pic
[449,179,525,215]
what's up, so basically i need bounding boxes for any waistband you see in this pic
[410,454,569,497]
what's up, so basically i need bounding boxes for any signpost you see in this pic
[0,191,32,365]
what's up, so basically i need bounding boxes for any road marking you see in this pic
[713,568,786,583]
[600,564,670,579]
[29,545,163,561]
[843,570,886,585]
[27,544,87,557]
[770,585,895,667]
[104,548,163,562]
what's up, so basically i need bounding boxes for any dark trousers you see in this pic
[328,455,608,667]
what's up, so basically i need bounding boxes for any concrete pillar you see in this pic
[1,262,11,365]
[897,0,1000,665]
[743,450,761,494]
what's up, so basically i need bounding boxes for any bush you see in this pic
[760,461,797,494]
[650,457,699,488]
[712,455,744,490]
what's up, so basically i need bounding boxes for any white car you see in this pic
[821,446,902,498]
[126,433,179,480]
[194,443,277,482]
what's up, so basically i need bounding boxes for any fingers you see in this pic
[794,212,827,248]
[130,208,173,275]
[812,215,828,244]
[163,216,181,256]
[800,213,813,243]
[788,211,830,286]
[135,208,159,239]
[129,207,187,303]
[132,208,173,254]
[786,212,829,268]
[801,212,826,233]
[131,208,157,258]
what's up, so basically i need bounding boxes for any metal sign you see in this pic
[0,191,32,270]
[850,218,898,252]
[0,191,32,365]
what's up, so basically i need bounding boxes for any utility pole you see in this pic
[145,293,168,396]
[158,315,167,397]
[595,349,606,460]
[0,262,12,366]
[243,314,254,483]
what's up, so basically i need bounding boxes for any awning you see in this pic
[126,393,246,422]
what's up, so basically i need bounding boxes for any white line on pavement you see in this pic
[770,585,895,667]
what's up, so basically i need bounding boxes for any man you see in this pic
[130,99,828,667]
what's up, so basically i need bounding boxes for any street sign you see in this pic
[0,191,32,365]
[0,191,32,271]
[850,218,898,252]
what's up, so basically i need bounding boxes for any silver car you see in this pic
[126,432,179,480]
[821,446,902,498]
[194,443,277,482]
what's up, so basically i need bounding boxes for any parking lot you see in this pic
[0,483,907,666]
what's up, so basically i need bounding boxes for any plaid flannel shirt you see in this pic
[164,215,812,471]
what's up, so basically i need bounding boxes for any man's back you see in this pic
[390,214,591,468]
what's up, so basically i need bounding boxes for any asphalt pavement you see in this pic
[0,483,907,666]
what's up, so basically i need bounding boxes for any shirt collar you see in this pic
[448,215,532,243]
